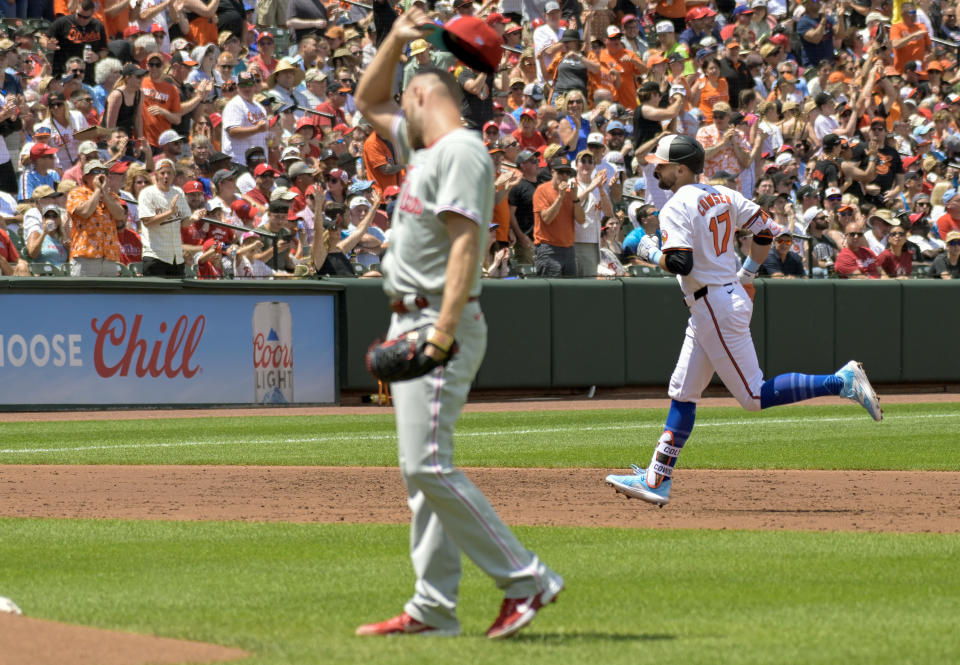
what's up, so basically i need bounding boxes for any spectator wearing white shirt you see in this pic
[221,71,269,167]
[35,91,89,171]
[138,158,193,277]
[813,92,839,143]
[533,1,563,82]
[573,150,613,278]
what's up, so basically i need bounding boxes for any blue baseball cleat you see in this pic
[605,464,671,507]
[835,360,883,422]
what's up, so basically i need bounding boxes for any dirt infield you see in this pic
[4,464,960,533]
[4,394,958,664]
[0,614,247,665]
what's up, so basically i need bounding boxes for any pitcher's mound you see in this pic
[0,613,248,665]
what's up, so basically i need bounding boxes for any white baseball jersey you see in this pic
[659,183,776,295]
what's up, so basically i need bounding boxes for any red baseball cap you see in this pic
[769,33,789,48]
[622,13,638,24]
[109,161,131,174]
[485,12,510,24]
[483,120,500,133]
[29,143,58,159]
[183,180,204,194]
[296,117,316,133]
[254,163,280,177]
[425,15,504,75]
[123,25,143,39]
[521,108,537,121]
[383,185,400,198]
[230,199,255,221]
[210,112,222,127]
[150,23,165,34]
[332,123,353,134]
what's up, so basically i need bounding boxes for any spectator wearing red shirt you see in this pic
[196,238,226,279]
[512,109,547,155]
[835,220,881,278]
[244,164,279,212]
[935,188,960,240]
[314,84,350,130]
[116,207,143,266]
[0,226,28,275]
[877,224,913,278]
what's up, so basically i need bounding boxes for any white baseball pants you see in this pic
[668,282,765,411]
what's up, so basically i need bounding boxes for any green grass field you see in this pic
[2,401,959,664]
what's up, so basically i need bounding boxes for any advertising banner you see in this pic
[0,293,336,406]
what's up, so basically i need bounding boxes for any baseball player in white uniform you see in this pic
[606,135,883,507]
[353,10,563,639]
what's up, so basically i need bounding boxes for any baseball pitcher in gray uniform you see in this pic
[354,10,563,639]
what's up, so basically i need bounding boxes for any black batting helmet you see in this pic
[645,134,705,175]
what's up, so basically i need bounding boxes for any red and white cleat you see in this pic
[486,582,564,639]
[355,612,460,637]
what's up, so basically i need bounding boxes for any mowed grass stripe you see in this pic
[1,518,959,665]
[0,402,957,470]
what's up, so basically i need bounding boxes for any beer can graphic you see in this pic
[253,301,294,404]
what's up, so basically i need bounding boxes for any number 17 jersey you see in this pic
[659,183,776,294]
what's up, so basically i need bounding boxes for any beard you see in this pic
[405,111,425,151]
[654,168,674,190]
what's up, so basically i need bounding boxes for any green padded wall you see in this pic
[476,279,552,388]
[901,281,960,381]
[833,280,902,382]
[548,279,625,387]
[324,278,391,391]
[762,280,836,377]
[622,278,690,385]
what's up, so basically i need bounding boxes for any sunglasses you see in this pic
[579,158,594,165]
[826,196,841,202]
[776,236,793,243]
[71,68,85,74]
[222,83,237,91]
[237,80,256,87]
[148,61,163,68]
[888,231,906,236]
[326,176,342,183]
[839,210,855,216]
[846,231,864,237]
[49,102,64,108]
[567,99,584,104]
[89,169,106,175]
[196,120,211,126]
[949,241,960,247]
[502,141,519,147]
[219,64,234,69]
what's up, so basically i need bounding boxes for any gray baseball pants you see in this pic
[388,299,562,631]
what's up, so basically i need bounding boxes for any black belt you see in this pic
[693,282,735,301]
[390,295,478,314]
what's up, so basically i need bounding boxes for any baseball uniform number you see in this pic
[708,211,732,256]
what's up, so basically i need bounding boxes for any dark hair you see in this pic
[80,0,95,11]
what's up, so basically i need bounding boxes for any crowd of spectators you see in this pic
[1,0,960,280]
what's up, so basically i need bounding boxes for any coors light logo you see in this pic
[252,301,294,404]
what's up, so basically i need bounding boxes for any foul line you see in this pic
[0,412,957,456]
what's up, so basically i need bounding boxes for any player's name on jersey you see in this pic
[696,190,733,216]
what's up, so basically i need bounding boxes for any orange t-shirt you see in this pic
[654,0,686,19]
[141,78,182,148]
[533,181,576,247]
[600,48,644,109]
[363,132,404,194]
[889,21,930,72]
[698,76,729,125]
[67,185,122,262]
[188,16,219,46]
[101,2,130,40]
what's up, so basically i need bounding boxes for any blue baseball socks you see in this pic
[648,400,696,487]
[759,373,843,409]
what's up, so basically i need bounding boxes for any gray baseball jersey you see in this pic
[378,113,562,631]
[381,114,493,299]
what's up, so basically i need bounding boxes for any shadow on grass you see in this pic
[511,632,676,643]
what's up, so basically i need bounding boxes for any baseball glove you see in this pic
[366,325,458,383]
